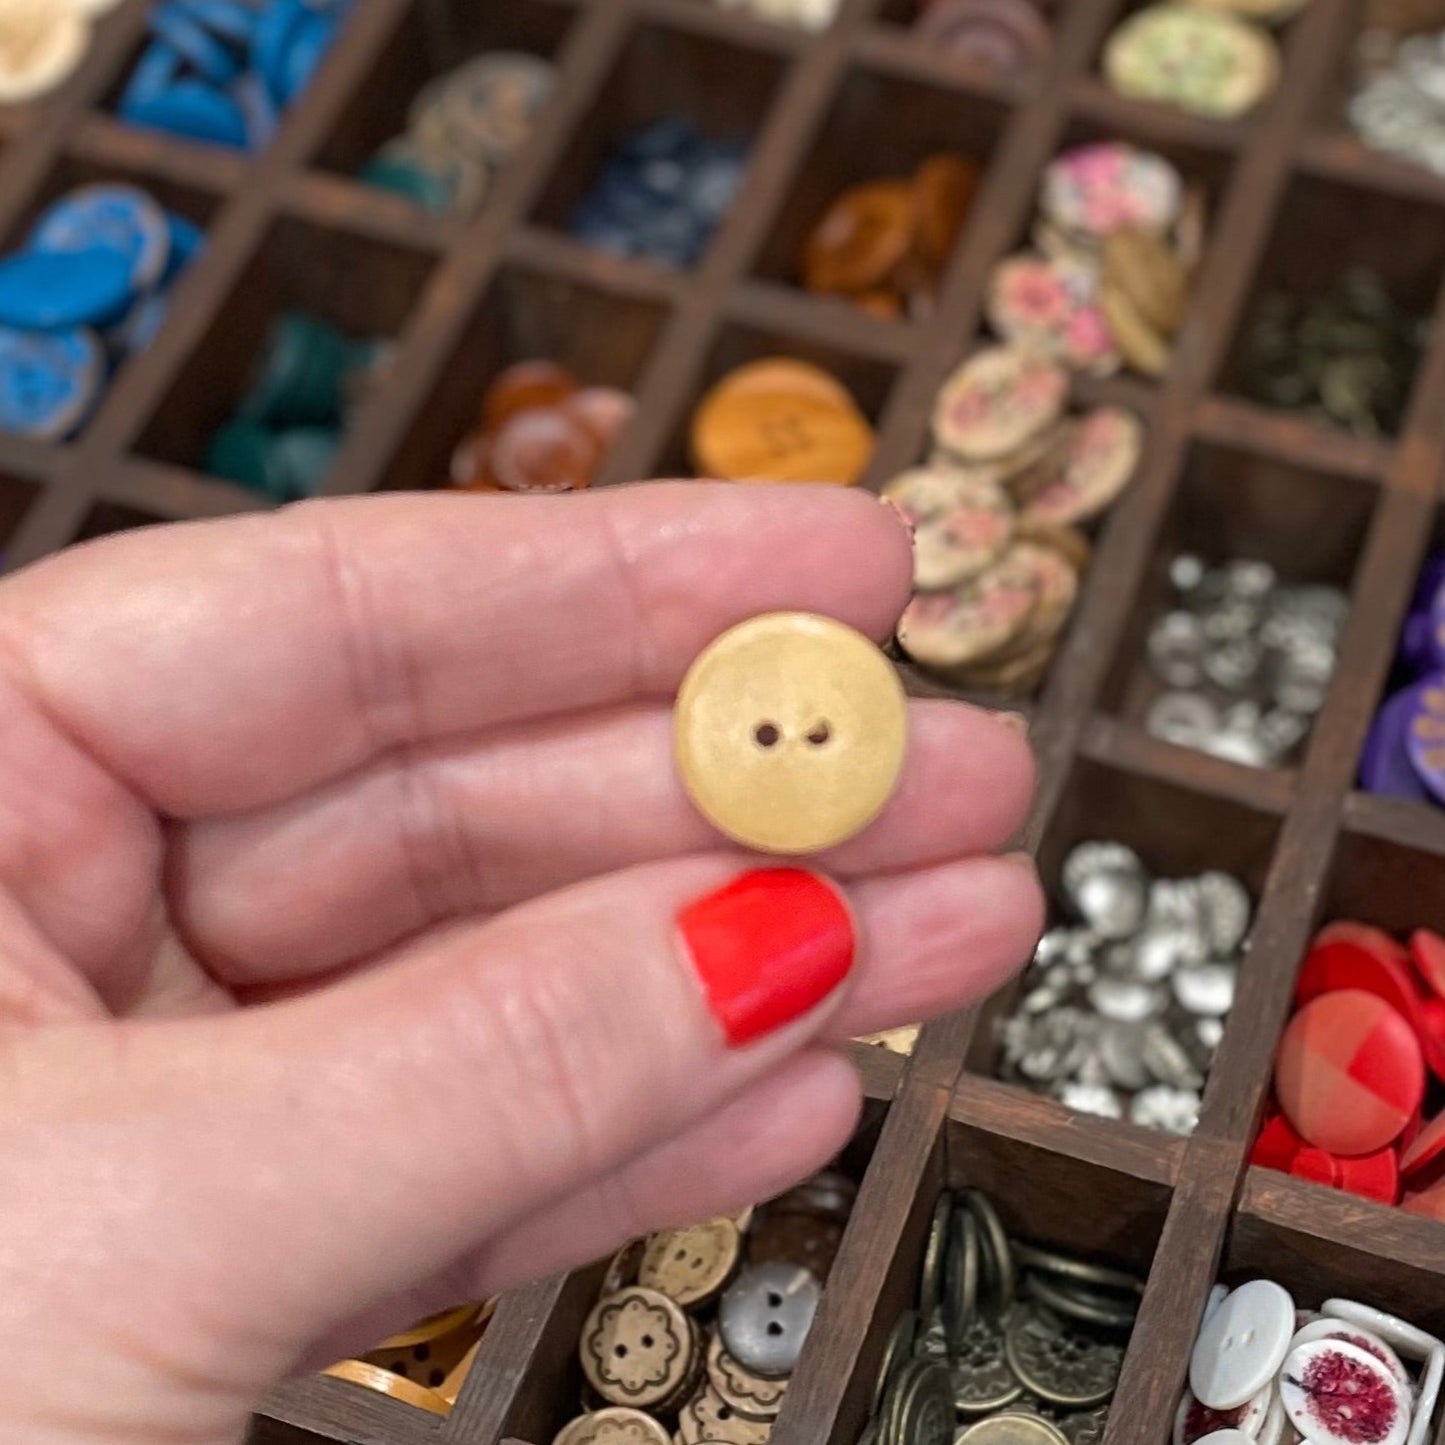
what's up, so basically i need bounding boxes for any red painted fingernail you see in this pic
[678,869,855,1047]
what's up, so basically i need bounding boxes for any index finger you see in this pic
[0,483,913,816]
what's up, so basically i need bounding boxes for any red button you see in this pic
[1403,1177,1445,1221]
[1252,1112,1306,1172]
[1275,989,1425,1156]
[1297,924,1423,1027]
[1409,928,1445,998]
[1400,1109,1445,1182]
[1290,1147,1340,1186]
[1335,1147,1400,1205]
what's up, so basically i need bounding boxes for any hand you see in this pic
[0,481,1040,1444]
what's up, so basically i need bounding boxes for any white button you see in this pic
[1324,1299,1443,1362]
[1279,1339,1410,1445]
[1202,1285,1230,1327]
[1410,1346,1443,1445]
[1190,1279,1296,1410]
[1193,1433,1253,1444]
[1290,1317,1410,1391]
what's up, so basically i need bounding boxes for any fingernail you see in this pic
[994,711,1029,738]
[1001,849,1038,873]
[678,869,855,1048]
[878,495,915,545]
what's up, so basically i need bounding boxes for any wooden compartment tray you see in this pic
[6,0,1445,1442]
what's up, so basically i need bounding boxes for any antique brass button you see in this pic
[674,612,907,854]
[580,1286,694,1409]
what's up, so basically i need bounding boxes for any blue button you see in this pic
[163,214,206,282]
[121,79,249,148]
[149,2,244,86]
[0,327,103,442]
[176,0,260,46]
[232,71,281,149]
[254,0,308,105]
[276,9,338,105]
[120,41,184,111]
[30,184,172,293]
[0,250,135,331]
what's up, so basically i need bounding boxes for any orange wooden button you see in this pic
[481,359,579,434]
[802,179,916,295]
[913,153,980,272]
[690,358,874,486]
[1274,989,1425,1157]
[489,407,599,493]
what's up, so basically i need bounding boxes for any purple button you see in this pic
[1404,673,1445,804]
[1361,684,1434,801]
[1400,610,1438,674]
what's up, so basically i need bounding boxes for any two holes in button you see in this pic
[765,1289,785,1337]
[753,721,831,749]
[613,1334,655,1359]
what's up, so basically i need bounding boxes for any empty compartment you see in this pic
[380,264,669,493]
[969,759,1283,1130]
[654,321,896,481]
[1219,175,1445,436]
[314,0,574,178]
[530,22,787,258]
[73,501,167,543]
[489,1101,892,1445]
[1099,442,1376,768]
[0,474,36,562]
[751,66,1009,304]
[134,217,434,477]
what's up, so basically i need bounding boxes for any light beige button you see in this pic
[580,1286,694,1409]
[0,0,89,103]
[674,612,907,855]
[553,1406,672,1445]
[639,1217,741,1308]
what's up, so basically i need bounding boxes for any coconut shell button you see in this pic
[673,611,907,854]
[639,1218,742,1309]
[580,1286,695,1409]
[718,1263,821,1377]
[1189,1278,1296,1411]
[1274,989,1424,1156]
[1280,1339,1411,1445]
[706,1330,789,1418]
[552,1408,673,1445]
[690,357,874,485]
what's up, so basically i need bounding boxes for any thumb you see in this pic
[15,857,860,1438]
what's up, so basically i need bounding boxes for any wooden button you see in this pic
[580,1286,694,1409]
[323,1358,452,1415]
[802,179,916,295]
[553,1407,672,1445]
[673,612,907,854]
[639,1218,742,1308]
[1274,989,1425,1156]
[690,358,874,485]
[913,153,980,273]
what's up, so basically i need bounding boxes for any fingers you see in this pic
[107,850,1037,1363]
[172,699,1035,985]
[301,1050,861,1369]
[0,484,912,816]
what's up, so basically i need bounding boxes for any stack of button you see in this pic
[798,154,980,322]
[987,143,1206,379]
[1348,4,1445,177]
[1361,549,1445,804]
[449,360,635,494]
[1177,1280,1443,1445]
[997,841,1254,1135]
[569,117,749,270]
[0,0,125,104]
[0,183,203,443]
[204,310,388,500]
[323,1300,495,1417]
[891,345,1143,694]
[117,0,354,152]
[689,358,875,486]
[1102,1,1293,120]
[553,1169,857,1444]
[1238,269,1425,436]
[907,0,1055,77]
[1142,554,1348,768]
[358,52,556,218]
[709,0,843,28]
[863,1188,1141,1445]
[1251,920,1445,1216]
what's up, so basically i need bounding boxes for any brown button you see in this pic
[674,612,907,854]
[553,1407,672,1445]
[913,153,980,273]
[580,1286,694,1409]
[802,178,916,295]
[323,1358,452,1416]
[639,1218,742,1309]
[481,359,579,434]
[690,358,874,485]
[676,1380,772,1445]
[489,407,599,493]
[1101,228,1189,336]
[706,1330,790,1420]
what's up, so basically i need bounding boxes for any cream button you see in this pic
[674,612,907,855]
[0,0,89,103]
[1189,1278,1295,1411]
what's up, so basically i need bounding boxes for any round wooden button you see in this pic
[913,153,980,272]
[802,178,916,295]
[1275,989,1425,1156]
[638,1217,741,1308]
[674,612,907,854]
[580,1286,694,1409]
[323,1358,452,1415]
[690,358,874,485]
[553,1407,672,1445]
